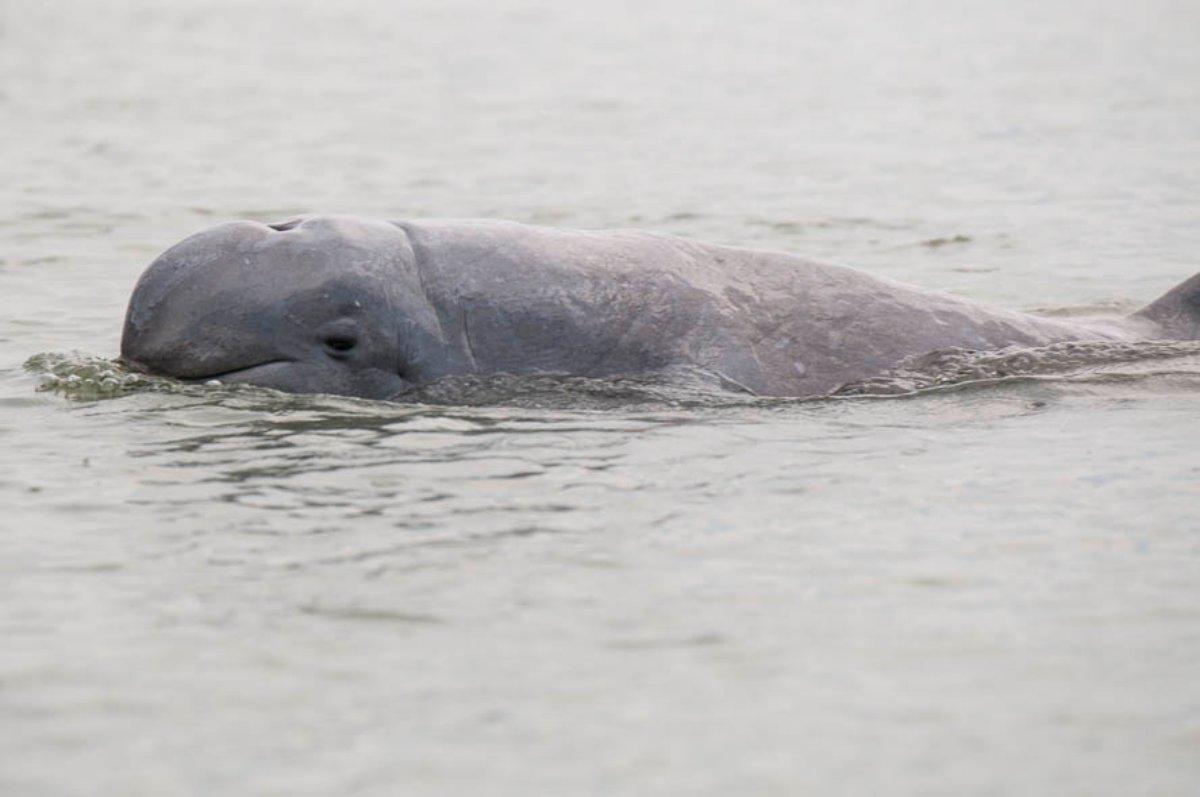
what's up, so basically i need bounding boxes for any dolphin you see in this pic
[120,215,1200,399]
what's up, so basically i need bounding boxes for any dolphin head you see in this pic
[121,215,448,399]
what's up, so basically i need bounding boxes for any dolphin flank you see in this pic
[120,215,1200,399]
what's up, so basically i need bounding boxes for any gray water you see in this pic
[3,1,1200,794]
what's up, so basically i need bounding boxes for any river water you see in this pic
[2,1,1199,794]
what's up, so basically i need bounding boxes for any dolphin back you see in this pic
[1136,272,1200,340]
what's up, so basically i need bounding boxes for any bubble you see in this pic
[24,351,167,401]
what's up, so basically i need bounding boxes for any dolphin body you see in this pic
[120,215,1200,399]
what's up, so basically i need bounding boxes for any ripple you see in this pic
[298,603,443,625]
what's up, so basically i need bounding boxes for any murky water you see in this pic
[3,1,1199,794]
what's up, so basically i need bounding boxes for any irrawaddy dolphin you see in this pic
[120,215,1200,399]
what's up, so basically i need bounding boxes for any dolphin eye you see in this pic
[317,318,363,359]
[324,333,358,354]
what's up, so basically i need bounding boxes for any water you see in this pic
[3,1,1199,794]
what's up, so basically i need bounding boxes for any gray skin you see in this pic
[120,214,1200,399]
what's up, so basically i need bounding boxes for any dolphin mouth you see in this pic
[177,360,295,383]
[117,356,293,382]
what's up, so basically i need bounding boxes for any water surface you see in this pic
[2,1,1199,794]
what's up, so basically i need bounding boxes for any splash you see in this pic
[22,353,765,411]
[25,340,1200,409]
[832,340,1200,397]
[393,368,768,411]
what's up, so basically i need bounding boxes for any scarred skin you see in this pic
[120,215,1200,399]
